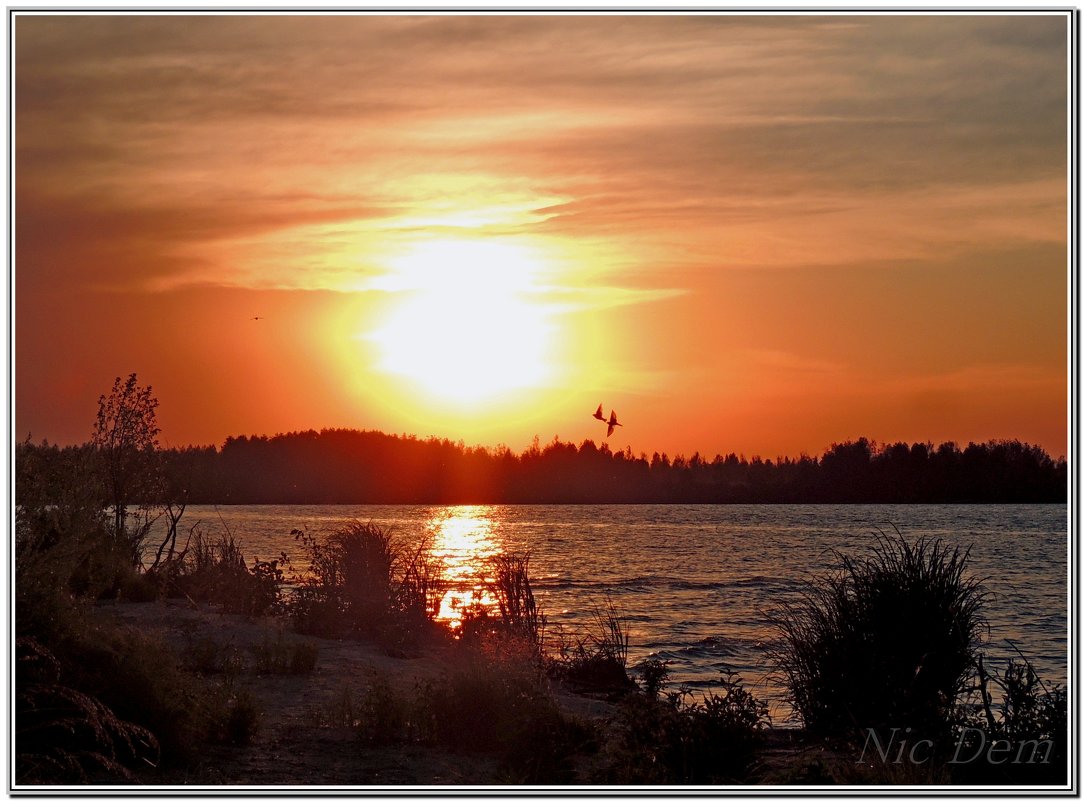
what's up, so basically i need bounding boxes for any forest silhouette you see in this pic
[18,429,1066,505]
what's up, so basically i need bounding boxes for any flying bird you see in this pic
[592,404,606,422]
[250,316,264,321]
[606,411,623,438]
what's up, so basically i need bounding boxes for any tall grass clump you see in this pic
[286,523,445,643]
[772,529,986,743]
[170,528,283,616]
[15,610,255,783]
[460,553,547,654]
[16,636,159,783]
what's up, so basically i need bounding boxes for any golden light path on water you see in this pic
[426,506,503,627]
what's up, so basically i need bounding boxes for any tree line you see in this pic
[18,426,1067,506]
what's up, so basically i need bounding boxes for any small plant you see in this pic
[354,674,410,746]
[638,657,669,698]
[310,686,361,729]
[222,689,260,746]
[182,635,245,677]
[549,596,635,695]
[251,632,319,676]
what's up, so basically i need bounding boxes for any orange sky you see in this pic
[14,13,1070,459]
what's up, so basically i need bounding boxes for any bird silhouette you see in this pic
[606,411,623,438]
[592,403,606,422]
[250,316,263,321]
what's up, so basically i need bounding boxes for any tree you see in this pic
[92,374,161,546]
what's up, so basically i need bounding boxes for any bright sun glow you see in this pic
[367,239,556,403]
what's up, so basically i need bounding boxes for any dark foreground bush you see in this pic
[346,650,589,783]
[950,654,1067,784]
[16,636,158,783]
[772,530,985,743]
[169,529,283,616]
[594,670,769,783]
[15,611,256,783]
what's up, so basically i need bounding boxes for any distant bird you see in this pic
[606,411,623,438]
[592,403,606,422]
[250,316,264,321]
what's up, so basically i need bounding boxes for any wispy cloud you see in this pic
[16,13,1067,296]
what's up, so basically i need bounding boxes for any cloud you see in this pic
[882,363,1065,395]
[14,12,1068,295]
[537,285,687,314]
[741,349,847,375]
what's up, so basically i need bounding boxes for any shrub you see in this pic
[637,657,670,699]
[171,529,283,616]
[678,672,770,780]
[772,529,986,743]
[14,441,138,634]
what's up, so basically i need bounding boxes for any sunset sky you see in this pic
[14,12,1070,459]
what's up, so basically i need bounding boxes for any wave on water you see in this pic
[538,574,792,593]
[640,635,745,661]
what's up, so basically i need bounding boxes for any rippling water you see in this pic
[156,504,1067,721]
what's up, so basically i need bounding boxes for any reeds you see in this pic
[489,553,545,648]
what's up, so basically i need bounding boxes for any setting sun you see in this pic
[366,239,557,403]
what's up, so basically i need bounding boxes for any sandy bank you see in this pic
[99,600,647,785]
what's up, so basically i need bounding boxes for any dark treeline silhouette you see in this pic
[17,430,1066,505]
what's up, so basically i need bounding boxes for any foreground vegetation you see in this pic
[14,375,1068,785]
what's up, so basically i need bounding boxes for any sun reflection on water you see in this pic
[427,506,502,627]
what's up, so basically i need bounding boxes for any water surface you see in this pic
[154,504,1067,721]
